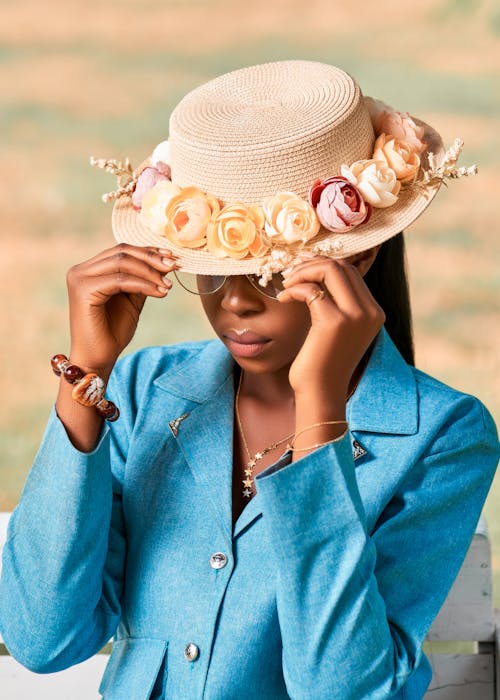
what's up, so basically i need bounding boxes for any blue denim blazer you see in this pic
[0,328,498,699]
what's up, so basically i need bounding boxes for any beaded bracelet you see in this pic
[51,354,120,422]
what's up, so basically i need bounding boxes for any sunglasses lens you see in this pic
[248,273,284,298]
[174,271,226,295]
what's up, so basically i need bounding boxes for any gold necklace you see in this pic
[235,372,359,499]
[235,372,294,498]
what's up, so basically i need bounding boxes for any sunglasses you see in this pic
[173,271,284,300]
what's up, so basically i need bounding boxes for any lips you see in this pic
[224,330,271,344]
[223,329,271,358]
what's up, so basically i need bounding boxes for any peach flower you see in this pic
[139,180,181,235]
[365,98,426,154]
[263,192,320,244]
[164,187,221,248]
[373,134,421,184]
[206,203,267,259]
[341,160,401,209]
[309,176,371,233]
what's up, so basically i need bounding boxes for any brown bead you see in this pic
[96,400,120,422]
[51,354,68,376]
[63,364,84,384]
[71,373,105,407]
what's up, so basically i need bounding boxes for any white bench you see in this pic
[0,512,499,699]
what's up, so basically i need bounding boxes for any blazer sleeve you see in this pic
[0,368,129,674]
[254,396,499,700]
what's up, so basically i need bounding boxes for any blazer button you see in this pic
[210,552,228,569]
[184,643,200,662]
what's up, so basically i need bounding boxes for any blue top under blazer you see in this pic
[0,328,499,699]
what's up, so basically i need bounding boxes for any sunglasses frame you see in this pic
[173,271,282,300]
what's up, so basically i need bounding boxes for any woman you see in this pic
[0,60,498,699]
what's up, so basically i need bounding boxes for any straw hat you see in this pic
[97,60,473,278]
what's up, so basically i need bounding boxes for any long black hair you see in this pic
[363,232,415,366]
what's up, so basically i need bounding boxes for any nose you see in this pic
[220,275,266,315]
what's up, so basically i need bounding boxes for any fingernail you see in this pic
[158,248,178,258]
[162,257,176,266]
[162,276,173,287]
[157,285,168,294]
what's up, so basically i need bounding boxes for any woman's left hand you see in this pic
[278,256,385,407]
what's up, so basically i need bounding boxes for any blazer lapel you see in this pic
[154,340,236,544]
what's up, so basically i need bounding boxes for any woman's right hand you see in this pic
[66,243,177,377]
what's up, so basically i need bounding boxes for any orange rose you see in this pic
[206,203,267,259]
[263,192,320,244]
[164,187,220,249]
[372,134,421,184]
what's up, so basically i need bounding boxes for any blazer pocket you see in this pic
[99,637,168,699]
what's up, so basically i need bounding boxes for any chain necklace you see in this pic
[235,371,360,499]
[235,372,294,498]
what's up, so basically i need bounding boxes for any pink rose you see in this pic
[132,167,169,210]
[365,98,426,154]
[309,176,371,233]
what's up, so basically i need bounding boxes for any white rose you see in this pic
[263,192,320,244]
[341,160,401,209]
[151,140,171,167]
[139,180,181,235]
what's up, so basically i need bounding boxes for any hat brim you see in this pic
[111,118,444,275]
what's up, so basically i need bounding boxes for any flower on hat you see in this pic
[309,176,371,232]
[151,140,172,169]
[132,140,173,210]
[341,160,401,209]
[133,167,170,209]
[365,98,427,154]
[206,203,268,259]
[139,180,181,235]
[263,192,320,244]
[163,187,221,249]
[372,134,421,185]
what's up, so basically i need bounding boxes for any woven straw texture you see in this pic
[112,60,444,274]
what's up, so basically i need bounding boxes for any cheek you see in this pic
[199,295,220,332]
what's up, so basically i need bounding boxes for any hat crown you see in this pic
[168,60,375,204]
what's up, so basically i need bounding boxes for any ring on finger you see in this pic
[306,289,326,306]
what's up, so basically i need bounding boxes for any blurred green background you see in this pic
[1,0,499,597]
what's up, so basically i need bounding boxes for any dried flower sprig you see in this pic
[422,138,478,187]
[89,156,140,203]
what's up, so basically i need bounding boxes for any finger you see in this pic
[81,272,173,303]
[277,282,337,315]
[282,259,363,310]
[78,251,176,286]
[69,252,178,300]
[77,244,178,270]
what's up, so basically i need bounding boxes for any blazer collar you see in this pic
[347,327,418,435]
[154,339,234,402]
[154,325,418,435]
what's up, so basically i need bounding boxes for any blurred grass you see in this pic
[1,0,499,600]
